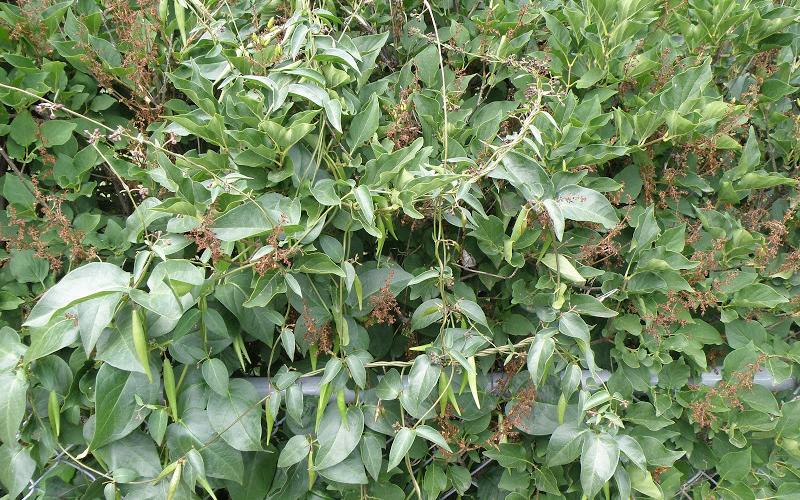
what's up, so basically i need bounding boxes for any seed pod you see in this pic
[48,390,60,437]
[336,389,348,427]
[265,396,275,446]
[163,358,178,421]
[158,0,168,23]
[232,335,246,371]
[498,413,506,444]
[166,461,182,500]
[314,382,329,434]
[307,447,316,490]
[467,356,480,409]
[174,0,187,46]
[438,372,448,417]
[510,205,530,243]
[131,308,153,383]
[557,393,567,425]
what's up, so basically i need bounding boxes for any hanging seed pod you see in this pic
[174,0,187,46]
[158,0,169,24]
[307,447,316,490]
[131,308,153,383]
[336,389,348,427]
[48,390,60,437]
[163,358,178,421]
[438,372,448,417]
[166,461,182,500]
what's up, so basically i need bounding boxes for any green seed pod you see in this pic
[557,393,567,425]
[510,205,530,243]
[307,447,316,490]
[265,396,275,446]
[131,308,153,383]
[163,358,178,421]
[166,461,182,500]
[438,372,448,417]
[174,0,187,46]
[337,389,348,427]
[159,0,169,24]
[48,390,60,437]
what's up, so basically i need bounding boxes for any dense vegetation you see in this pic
[1,0,800,498]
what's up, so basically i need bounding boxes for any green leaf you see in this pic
[9,111,37,146]
[294,254,346,277]
[346,94,379,151]
[0,371,27,445]
[387,427,415,471]
[24,263,131,328]
[0,444,36,498]
[527,333,555,386]
[616,435,646,470]
[360,433,383,481]
[718,448,751,483]
[39,120,76,146]
[630,205,660,254]
[212,194,296,242]
[556,185,619,230]
[580,432,620,498]
[315,406,364,469]
[456,299,488,327]
[202,358,230,396]
[415,425,452,452]
[411,299,443,330]
[376,369,402,400]
[399,355,441,418]
[547,423,587,466]
[731,284,788,308]
[354,185,375,226]
[277,435,310,468]
[541,253,585,283]
[25,317,79,362]
[91,364,159,449]
[317,455,368,484]
[208,379,262,452]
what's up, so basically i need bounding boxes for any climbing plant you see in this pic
[1,0,800,498]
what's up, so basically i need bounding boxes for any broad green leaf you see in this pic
[346,94,379,151]
[294,254,346,277]
[415,425,452,452]
[556,185,619,229]
[580,432,620,498]
[541,253,585,283]
[0,371,27,445]
[360,433,383,481]
[315,406,364,469]
[387,427,415,471]
[399,355,441,418]
[0,444,35,498]
[202,358,230,396]
[208,379,263,452]
[547,423,587,466]
[527,333,555,386]
[91,364,159,449]
[277,435,310,468]
[24,263,131,328]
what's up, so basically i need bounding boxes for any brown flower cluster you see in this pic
[188,213,223,263]
[254,225,296,276]
[386,83,421,148]
[302,303,332,353]
[365,271,401,327]
[2,178,96,272]
[689,355,766,429]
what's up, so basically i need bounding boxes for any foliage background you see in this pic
[1,0,800,498]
